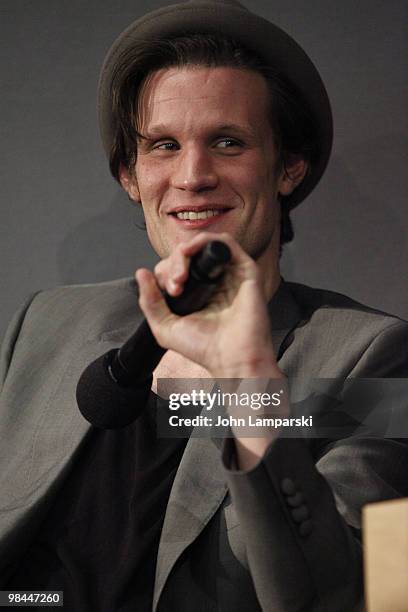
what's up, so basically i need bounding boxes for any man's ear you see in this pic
[278,156,308,197]
[119,164,141,203]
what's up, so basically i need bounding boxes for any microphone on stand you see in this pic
[76,241,231,429]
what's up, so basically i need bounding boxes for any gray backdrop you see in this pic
[1,0,407,342]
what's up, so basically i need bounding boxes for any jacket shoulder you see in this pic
[19,277,140,337]
[284,282,408,377]
[31,276,138,310]
[288,281,405,320]
[1,278,141,388]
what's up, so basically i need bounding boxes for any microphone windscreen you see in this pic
[76,350,152,429]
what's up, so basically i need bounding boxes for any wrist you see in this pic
[211,354,284,379]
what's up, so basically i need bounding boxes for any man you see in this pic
[1,1,407,611]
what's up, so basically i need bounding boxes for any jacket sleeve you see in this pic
[222,320,408,612]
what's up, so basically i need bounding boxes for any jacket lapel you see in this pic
[153,435,228,611]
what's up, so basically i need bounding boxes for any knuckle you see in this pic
[154,261,171,287]
[154,261,165,276]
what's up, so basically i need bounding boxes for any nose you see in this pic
[171,145,219,192]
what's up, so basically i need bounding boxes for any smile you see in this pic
[169,207,232,228]
[175,209,222,220]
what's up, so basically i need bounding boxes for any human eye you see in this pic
[153,141,178,151]
[215,138,242,149]
[214,138,245,155]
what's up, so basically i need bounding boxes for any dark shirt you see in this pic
[7,394,188,611]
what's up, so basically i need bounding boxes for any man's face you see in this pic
[121,66,299,261]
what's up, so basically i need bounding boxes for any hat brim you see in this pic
[97,0,333,209]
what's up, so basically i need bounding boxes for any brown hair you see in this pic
[109,34,320,246]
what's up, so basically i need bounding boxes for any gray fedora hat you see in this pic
[97,0,333,209]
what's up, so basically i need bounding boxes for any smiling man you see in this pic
[121,66,297,266]
[1,1,408,611]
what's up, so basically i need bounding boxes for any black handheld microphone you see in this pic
[76,241,231,429]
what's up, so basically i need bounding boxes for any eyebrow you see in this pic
[136,123,256,141]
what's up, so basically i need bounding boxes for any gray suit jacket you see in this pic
[1,278,408,611]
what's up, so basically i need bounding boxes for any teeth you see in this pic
[176,209,222,220]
